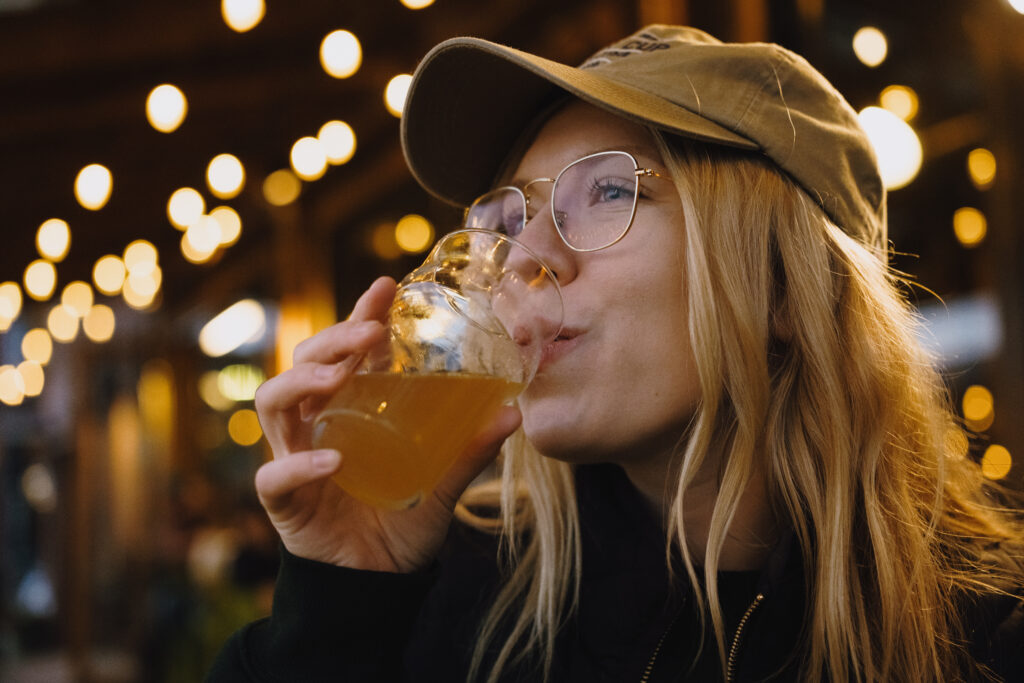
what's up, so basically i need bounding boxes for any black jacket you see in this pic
[207,464,1024,682]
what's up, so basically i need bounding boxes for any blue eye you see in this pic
[590,179,635,203]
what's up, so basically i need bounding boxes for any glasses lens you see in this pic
[465,188,526,237]
[552,152,638,251]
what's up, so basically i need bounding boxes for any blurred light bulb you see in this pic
[146,84,187,133]
[185,216,222,254]
[853,26,888,67]
[123,240,158,273]
[222,0,265,32]
[385,74,413,117]
[207,153,245,199]
[290,137,328,181]
[93,255,127,295]
[318,120,357,164]
[22,328,53,366]
[858,106,922,190]
[400,0,435,7]
[168,187,206,229]
[981,444,1012,480]
[953,207,987,248]
[320,30,362,79]
[967,148,997,190]
[75,164,113,211]
[61,281,94,318]
[47,304,79,343]
[83,304,116,342]
[36,219,71,261]
[181,233,217,264]
[262,169,301,206]
[0,365,26,406]
[24,260,57,301]
[200,299,266,357]
[395,214,434,253]
[210,206,242,246]
[879,85,918,121]
[228,408,263,445]
[0,282,22,326]
[17,361,44,397]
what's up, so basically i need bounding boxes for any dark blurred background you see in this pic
[1,0,1021,680]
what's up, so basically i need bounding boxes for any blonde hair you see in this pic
[456,130,1023,682]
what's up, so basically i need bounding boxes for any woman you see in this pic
[209,26,1024,682]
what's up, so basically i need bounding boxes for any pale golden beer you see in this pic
[314,372,523,508]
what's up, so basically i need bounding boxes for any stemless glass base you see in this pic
[312,371,524,509]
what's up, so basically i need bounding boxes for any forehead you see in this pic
[513,100,663,176]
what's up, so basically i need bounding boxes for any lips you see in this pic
[539,327,583,369]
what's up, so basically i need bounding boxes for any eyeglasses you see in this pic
[464,150,670,252]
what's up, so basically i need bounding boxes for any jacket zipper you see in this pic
[726,593,765,683]
[639,592,764,683]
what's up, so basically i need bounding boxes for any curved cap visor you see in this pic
[401,38,757,209]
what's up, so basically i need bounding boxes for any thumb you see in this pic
[431,406,522,510]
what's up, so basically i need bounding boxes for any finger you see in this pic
[292,319,386,367]
[347,276,397,322]
[432,406,522,511]
[255,449,342,514]
[255,362,362,452]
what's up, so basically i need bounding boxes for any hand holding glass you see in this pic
[312,229,563,509]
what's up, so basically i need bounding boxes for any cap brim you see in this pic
[401,37,758,208]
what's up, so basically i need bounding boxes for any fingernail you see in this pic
[312,450,341,471]
[315,363,341,379]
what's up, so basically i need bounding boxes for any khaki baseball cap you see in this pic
[401,25,886,252]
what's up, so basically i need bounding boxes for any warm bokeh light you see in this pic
[228,408,263,446]
[146,84,188,133]
[400,0,435,8]
[122,270,160,310]
[210,206,242,246]
[21,463,56,512]
[47,304,79,342]
[168,187,206,229]
[22,328,53,365]
[0,281,22,329]
[371,221,402,260]
[181,232,218,264]
[24,259,57,301]
[953,207,987,248]
[879,85,918,121]
[199,370,235,411]
[17,360,44,397]
[124,239,158,272]
[207,153,246,199]
[199,299,267,357]
[962,384,994,431]
[218,364,266,401]
[262,169,302,206]
[185,215,223,255]
[75,163,113,210]
[83,304,116,342]
[0,365,26,406]
[1008,0,1024,15]
[221,0,265,32]
[290,137,328,181]
[36,218,71,261]
[93,255,127,295]
[318,120,357,164]
[395,214,434,253]
[981,444,1012,480]
[61,281,94,318]
[967,148,997,190]
[853,26,887,67]
[858,106,922,190]
[319,29,362,79]
[385,74,413,117]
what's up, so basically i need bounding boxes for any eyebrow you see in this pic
[509,145,666,187]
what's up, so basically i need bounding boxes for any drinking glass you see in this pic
[312,229,563,509]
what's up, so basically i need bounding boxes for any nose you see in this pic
[506,193,577,287]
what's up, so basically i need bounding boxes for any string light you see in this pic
[853,27,888,67]
[879,85,918,121]
[262,169,301,206]
[320,30,362,79]
[318,121,357,164]
[83,304,116,342]
[74,164,113,211]
[207,153,246,199]
[222,0,265,32]
[21,328,53,366]
[858,106,922,190]
[981,445,1012,480]
[210,206,242,247]
[384,74,413,117]
[290,137,328,181]
[395,214,434,253]
[967,148,997,190]
[93,255,127,295]
[47,304,79,342]
[168,187,206,230]
[61,281,94,318]
[146,84,188,133]
[36,219,71,261]
[953,207,987,248]
[24,260,57,301]
[17,361,44,397]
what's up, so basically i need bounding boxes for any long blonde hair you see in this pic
[456,130,1023,682]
